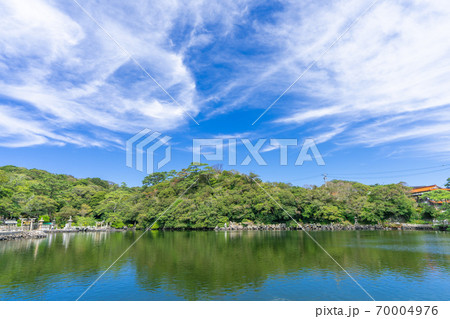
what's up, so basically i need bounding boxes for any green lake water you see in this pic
[0,230,449,300]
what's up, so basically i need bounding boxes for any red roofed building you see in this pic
[410,185,450,205]
[410,185,441,197]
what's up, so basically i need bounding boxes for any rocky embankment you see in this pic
[0,231,47,241]
[214,222,436,231]
[395,224,434,231]
[0,228,123,241]
[44,227,115,233]
[300,224,388,231]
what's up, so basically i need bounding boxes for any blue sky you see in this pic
[0,0,449,187]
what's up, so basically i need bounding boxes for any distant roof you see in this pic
[410,185,439,193]
[410,185,450,194]
[429,200,450,204]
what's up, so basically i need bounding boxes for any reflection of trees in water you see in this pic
[131,231,450,300]
[0,232,131,298]
[0,231,448,300]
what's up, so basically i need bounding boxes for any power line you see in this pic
[327,164,449,177]
[287,165,450,185]
[329,167,450,181]
[288,174,324,183]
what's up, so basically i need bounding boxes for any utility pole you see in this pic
[322,173,328,187]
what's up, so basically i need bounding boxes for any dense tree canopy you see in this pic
[0,164,446,228]
[423,189,450,202]
[420,189,450,221]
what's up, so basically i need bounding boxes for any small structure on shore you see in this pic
[3,220,18,231]
[64,216,73,229]
[19,218,37,231]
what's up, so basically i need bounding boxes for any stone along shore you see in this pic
[0,227,123,241]
[0,223,438,241]
[214,222,435,231]
[0,231,47,241]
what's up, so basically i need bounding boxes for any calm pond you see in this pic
[0,230,449,300]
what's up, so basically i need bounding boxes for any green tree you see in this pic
[0,170,9,184]
[79,203,93,217]
[365,184,415,222]
[24,196,58,218]
[418,203,437,220]
[0,164,436,229]
[76,216,97,226]
[422,189,450,201]
[55,206,78,224]
[0,197,18,219]
[38,215,50,222]
[314,205,344,222]
[142,172,168,187]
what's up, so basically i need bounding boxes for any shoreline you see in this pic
[44,228,123,233]
[0,228,123,241]
[215,222,439,231]
[0,223,445,242]
[0,231,47,241]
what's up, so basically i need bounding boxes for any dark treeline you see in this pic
[0,164,449,229]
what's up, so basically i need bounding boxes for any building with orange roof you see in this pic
[410,185,440,195]
[410,185,450,206]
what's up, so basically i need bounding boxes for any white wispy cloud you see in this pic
[344,106,450,146]
[0,0,249,147]
[1,0,449,160]
[262,0,450,155]
[196,0,450,158]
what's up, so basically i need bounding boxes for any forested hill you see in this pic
[0,164,447,229]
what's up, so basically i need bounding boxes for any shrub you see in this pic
[150,222,160,230]
[76,216,96,226]
[111,220,125,229]
[38,215,50,223]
